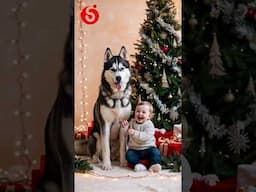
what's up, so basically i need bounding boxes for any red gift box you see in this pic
[157,137,172,156]
[156,136,182,156]
[88,121,94,136]
[154,130,173,139]
[0,182,31,192]
[190,178,237,192]
[31,155,45,192]
[74,131,88,140]
[75,121,94,139]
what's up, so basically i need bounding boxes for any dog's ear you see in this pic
[104,48,113,62]
[119,46,128,61]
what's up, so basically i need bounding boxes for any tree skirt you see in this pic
[75,157,181,192]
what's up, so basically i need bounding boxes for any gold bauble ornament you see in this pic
[224,89,235,103]
[160,32,168,39]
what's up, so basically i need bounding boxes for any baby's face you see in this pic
[134,104,151,124]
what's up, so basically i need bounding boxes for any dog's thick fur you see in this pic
[88,46,131,170]
[36,24,73,192]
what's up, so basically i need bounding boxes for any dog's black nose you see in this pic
[116,76,121,83]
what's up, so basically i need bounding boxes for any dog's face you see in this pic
[103,46,131,92]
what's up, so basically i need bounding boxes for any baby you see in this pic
[122,101,161,172]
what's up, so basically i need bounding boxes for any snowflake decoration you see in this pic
[227,125,250,154]
[188,86,255,154]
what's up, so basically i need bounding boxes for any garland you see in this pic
[188,87,255,154]
[139,32,181,77]
[140,82,180,116]
[139,2,182,77]
[209,0,256,52]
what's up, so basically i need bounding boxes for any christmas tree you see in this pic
[183,0,256,180]
[131,0,182,131]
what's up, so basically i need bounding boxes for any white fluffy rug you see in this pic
[75,157,181,192]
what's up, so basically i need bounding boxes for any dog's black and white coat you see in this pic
[89,46,131,170]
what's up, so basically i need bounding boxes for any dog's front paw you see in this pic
[92,155,101,164]
[120,160,127,167]
[101,162,112,170]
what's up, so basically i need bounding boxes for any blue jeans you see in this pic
[126,147,161,167]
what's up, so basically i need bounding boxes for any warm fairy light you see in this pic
[76,0,89,133]
[80,171,181,180]
[0,0,37,184]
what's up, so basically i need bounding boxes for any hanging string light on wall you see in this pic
[0,0,36,185]
[75,0,89,134]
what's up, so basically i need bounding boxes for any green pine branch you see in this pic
[74,157,93,173]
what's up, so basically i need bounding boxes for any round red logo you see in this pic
[80,4,100,25]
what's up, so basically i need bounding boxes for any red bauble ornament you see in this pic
[177,58,182,65]
[162,45,169,53]
[136,64,143,72]
[246,7,256,18]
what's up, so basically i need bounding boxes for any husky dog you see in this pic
[37,24,73,192]
[88,46,131,170]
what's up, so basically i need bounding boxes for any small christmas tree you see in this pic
[131,0,182,131]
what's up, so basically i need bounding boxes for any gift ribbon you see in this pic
[158,137,172,144]
[158,137,172,156]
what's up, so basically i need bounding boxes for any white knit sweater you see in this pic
[127,119,156,150]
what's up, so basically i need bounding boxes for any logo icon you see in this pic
[80,4,99,25]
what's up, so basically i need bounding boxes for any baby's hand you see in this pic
[121,120,129,128]
[128,129,135,135]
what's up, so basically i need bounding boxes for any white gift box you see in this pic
[237,163,256,192]
[173,124,182,140]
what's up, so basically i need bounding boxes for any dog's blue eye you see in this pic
[111,69,116,72]
[119,68,124,71]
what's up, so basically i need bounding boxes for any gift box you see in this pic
[236,163,256,192]
[75,139,89,155]
[156,136,182,157]
[87,121,94,136]
[154,129,173,139]
[173,124,182,142]
[75,131,88,140]
[75,121,94,140]
[190,177,237,192]
[31,155,45,192]
[0,182,31,192]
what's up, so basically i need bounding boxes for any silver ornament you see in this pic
[188,14,198,28]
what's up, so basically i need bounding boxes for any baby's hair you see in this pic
[137,101,154,118]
